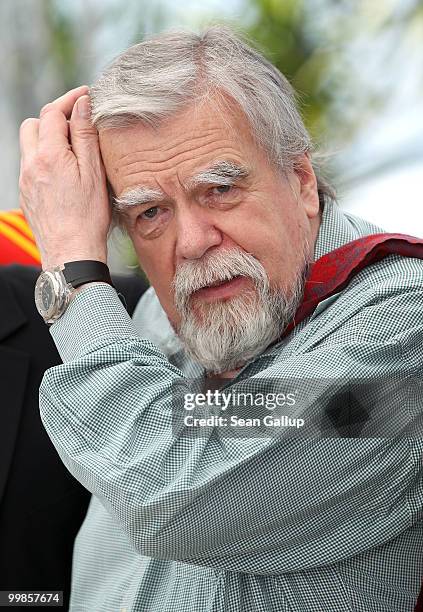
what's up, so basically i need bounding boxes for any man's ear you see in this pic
[293,153,320,219]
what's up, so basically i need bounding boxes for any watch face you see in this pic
[35,269,71,323]
[35,271,58,321]
[40,276,54,310]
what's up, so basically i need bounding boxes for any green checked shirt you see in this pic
[41,201,423,611]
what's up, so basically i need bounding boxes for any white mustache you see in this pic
[172,249,267,310]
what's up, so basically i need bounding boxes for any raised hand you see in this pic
[19,86,111,270]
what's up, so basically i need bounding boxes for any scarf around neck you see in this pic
[284,233,423,338]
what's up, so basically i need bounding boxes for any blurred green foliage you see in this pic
[245,0,423,151]
[245,0,332,142]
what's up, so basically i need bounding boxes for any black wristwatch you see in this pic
[35,260,114,324]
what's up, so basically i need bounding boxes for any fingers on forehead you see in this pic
[20,87,88,158]
[44,85,89,119]
[53,84,88,103]
[36,87,88,149]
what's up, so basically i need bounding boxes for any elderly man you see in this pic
[19,27,422,612]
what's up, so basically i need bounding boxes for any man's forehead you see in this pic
[99,97,253,156]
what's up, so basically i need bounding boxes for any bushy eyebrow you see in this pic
[113,160,250,211]
[114,186,165,211]
[188,160,250,188]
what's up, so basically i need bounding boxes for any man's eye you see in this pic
[141,206,159,219]
[211,185,233,196]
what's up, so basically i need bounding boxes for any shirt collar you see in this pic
[315,200,370,260]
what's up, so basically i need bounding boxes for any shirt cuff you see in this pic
[50,283,141,362]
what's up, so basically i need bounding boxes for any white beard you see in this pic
[173,248,309,375]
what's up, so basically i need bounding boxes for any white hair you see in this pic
[90,25,335,207]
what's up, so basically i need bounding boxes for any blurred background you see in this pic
[1,0,422,272]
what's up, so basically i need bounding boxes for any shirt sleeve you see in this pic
[39,283,423,575]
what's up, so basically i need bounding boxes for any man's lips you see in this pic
[191,275,251,301]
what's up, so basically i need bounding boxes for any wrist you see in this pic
[35,261,114,324]
[42,252,107,271]
[41,252,107,270]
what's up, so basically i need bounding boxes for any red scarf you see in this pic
[283,232,423,612]
[285,233,423,336]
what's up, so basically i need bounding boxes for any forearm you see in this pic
[40,284,422,573]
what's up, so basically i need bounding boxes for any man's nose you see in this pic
[175,206,223,262]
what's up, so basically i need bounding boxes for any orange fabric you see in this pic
[0,209,41,265]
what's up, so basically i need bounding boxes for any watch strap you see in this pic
[62,260,113,289]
